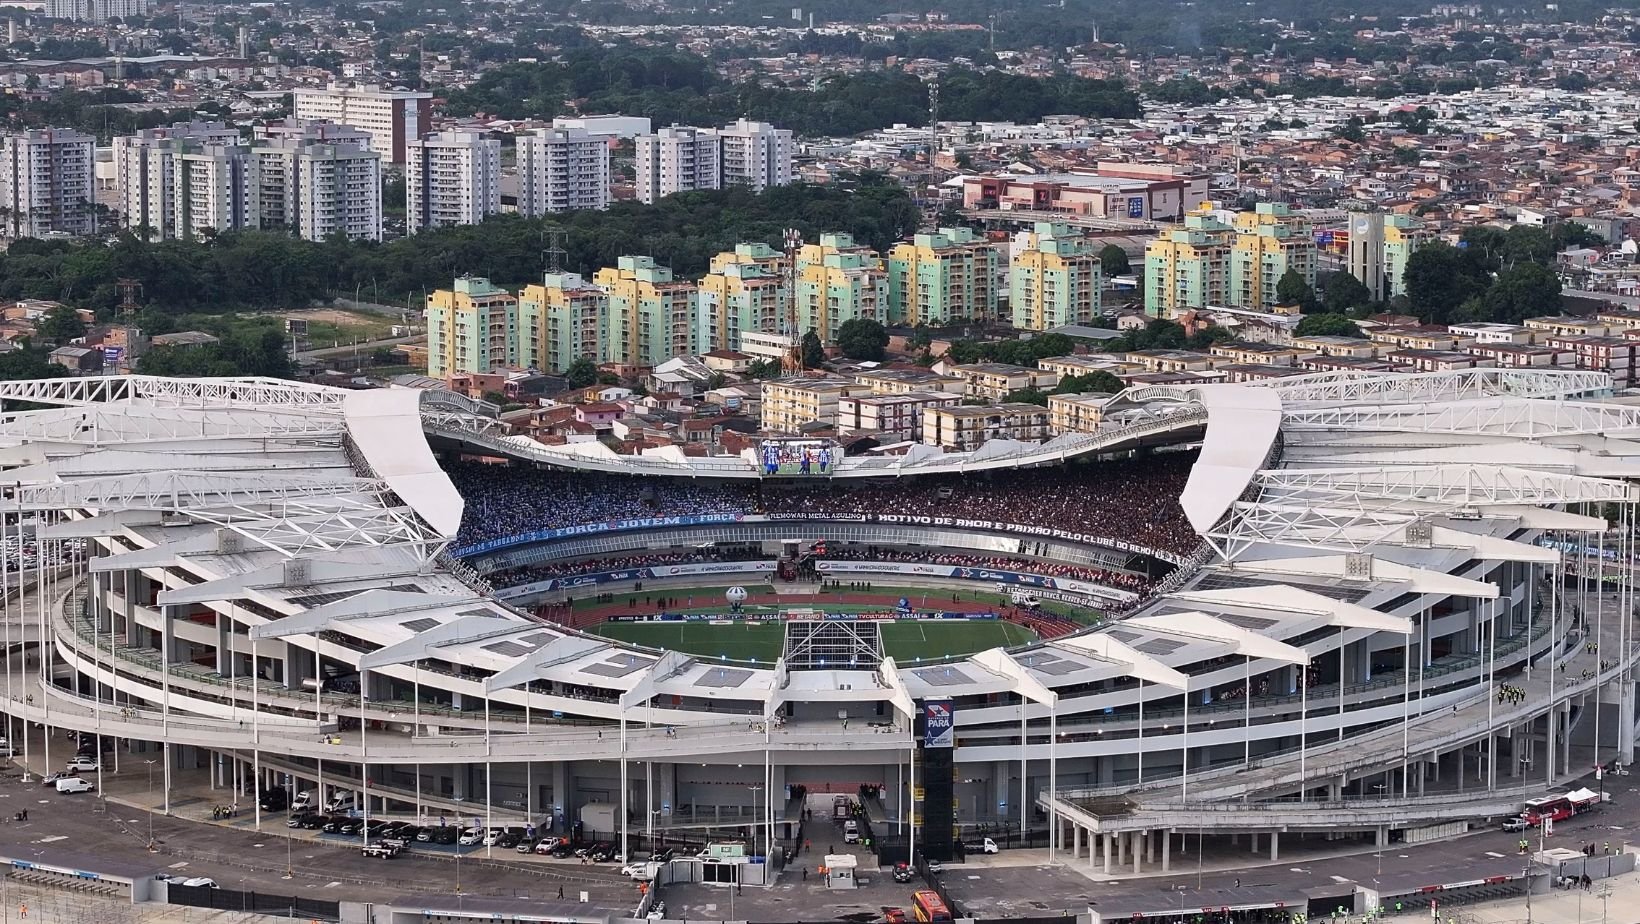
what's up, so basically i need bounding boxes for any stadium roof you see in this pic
[0,369,1630,719]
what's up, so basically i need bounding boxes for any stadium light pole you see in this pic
[484,691,493,858]
[1048,701,1057,864]
[620,713,628,864]
[252,629,261,833]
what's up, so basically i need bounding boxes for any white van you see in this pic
[290,789,316,812]
[55,776,93,794]
[324,791,356,813]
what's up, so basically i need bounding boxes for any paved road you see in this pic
[292,335,418,363]
[0,768,640,914]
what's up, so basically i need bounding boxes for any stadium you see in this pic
[0,368,1633,920]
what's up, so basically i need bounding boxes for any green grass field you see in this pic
[571,584,1103,626]
[588,617,1037,663]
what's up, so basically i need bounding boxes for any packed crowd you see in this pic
[449,451,1200,558]
[817,547,1153,591]
[486,546,761,589]
[446,463,748,548]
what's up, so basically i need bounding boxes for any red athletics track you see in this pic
[533,587,1076,637]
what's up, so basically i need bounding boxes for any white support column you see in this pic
[1162,827,1171,872]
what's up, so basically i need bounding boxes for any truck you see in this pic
[832,795,853,820]
[959,836,999,855]
[580,802,617,840]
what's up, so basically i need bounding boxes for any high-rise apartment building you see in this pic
[114,122,242,240]
[240,137,381,242]
[0,128,97,238]
[716,119,794,193]
[426,276,520,378]
[1230,202,1315,312]
[593,256,700,367]
[290,84,433,164]
[796,233,887,342]
[1143,213,1234,316]
[887,227,999,327]
[172,143,251,239]
[1348,211,1429,302]
[406,130,501,233]
[1009,222,1102,331]
[635,126,720,205]
[700,243,786,353]
[515,127,610,215]
[1143,203,1316,315]
[46,0,146,21]
[518,271,610,373]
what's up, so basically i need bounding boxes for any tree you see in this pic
[1321,272,1373,314]
[1275,268,1315,310]
[1005,388,1049,406]
[564,357,598,389]
[1098,243,1131,278]
[746,358,783,379]
[1403,241,1492,323]
[37,304,85,344]
[1295,313,1364,339]
[800,329,825,370]
[1054,370,1126,394]
[836,317,888,361]
[1480,262,1562,324]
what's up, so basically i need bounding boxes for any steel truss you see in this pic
[0,404,345,448]
[0,470,387,513]
[1255,463,1636,509]
[1262,367,1612,406]
[0,375,345,409]
[186,503,445,558]
[1205,501,1416,560]
[782,619,883,669]
[1280,397,1640,439]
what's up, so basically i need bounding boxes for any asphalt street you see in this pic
[0,769,641,915]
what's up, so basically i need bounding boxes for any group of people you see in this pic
[1497,684,1527,705]
[447,451,1201,559]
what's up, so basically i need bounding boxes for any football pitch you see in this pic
[588,617,1037,663]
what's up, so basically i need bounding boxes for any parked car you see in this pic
[361,843,400,859]
[1501,816,1529,832]
[843,820,861,844]
[287,812,316,829]
[457,827,484,846]
[497,831,523,849]
[300,814,330,830]
[40,771,67,788]
[516,837,540,854]
[430,827,460,845]
[63,757,98,773]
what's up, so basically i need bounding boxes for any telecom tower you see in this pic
[927,82,940,176]
[781,227,804,373]
[117,278,142,321]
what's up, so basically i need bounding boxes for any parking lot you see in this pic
[0,747,644,917]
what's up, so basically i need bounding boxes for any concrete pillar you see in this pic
[553,761,575,834]
[1115,828,1125,865]
[1328,778,1342,801]
[1376,826,1388,848]
[1074,824,1082,860]
[1269,831,1279,861]
[1103,833,1113,875]
[1249,831,1260,854]
[1162,828,1172,872]
[1131,831,1142,875]
[1152,829,1161,862]
[1620,681,1636,766]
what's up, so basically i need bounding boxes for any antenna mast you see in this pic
[782,228,803,373]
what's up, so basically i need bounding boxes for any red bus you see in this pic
[1522,796,1573,824]
[912,890,952,923]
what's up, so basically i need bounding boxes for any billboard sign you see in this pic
[1127,196,1145,219]
[924,699,955,749]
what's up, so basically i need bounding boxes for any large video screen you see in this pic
[759,439,840,476]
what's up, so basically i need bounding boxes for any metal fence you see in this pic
[167,882,340,921]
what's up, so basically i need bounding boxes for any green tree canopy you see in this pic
[37,304,86,344]
[836,317,888,361]
[564,357,598,389]
[1294,312,1364,339]
[1479,262,1562,324]
[1402,241,1493,324]
[1054,370,1126,394]
[800,330,825,369]
[1098,243,1131,278]
[1321,271,1373,315]
[1276,267,1316,310]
